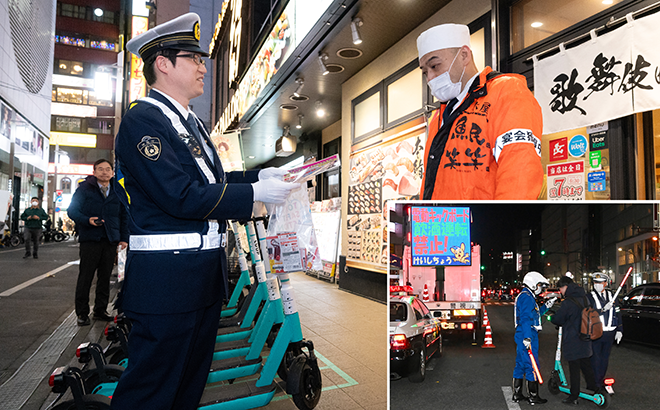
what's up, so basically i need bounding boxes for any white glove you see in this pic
[603,301,613,312]
[523,338,531,349]
[251,179,299,204]
[545,297,557,309]
[615,331,623,344]
[258,167,288,181]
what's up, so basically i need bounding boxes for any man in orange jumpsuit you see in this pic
[417,24,543,200]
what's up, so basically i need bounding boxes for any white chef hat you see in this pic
[417,23,471,61]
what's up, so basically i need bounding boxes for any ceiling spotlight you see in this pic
[318,53,329,75]
[276,126,296,157]
[248,155,255,159]
[296,114,304,129]
[530,21,543,28]
[351,17,363,45]
[315,101,325,117]
[293,77,304,97]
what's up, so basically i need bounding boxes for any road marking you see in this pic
[0,261,78,297]
[501,386,522,410]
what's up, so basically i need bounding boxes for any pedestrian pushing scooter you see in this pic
[548,326,610,408]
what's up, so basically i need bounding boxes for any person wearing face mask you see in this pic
[417,24,543,200]
[19,197,48,259]
[587,272,622,393]
[513,271,555,404]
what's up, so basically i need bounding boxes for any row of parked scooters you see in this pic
[46,218,323,410]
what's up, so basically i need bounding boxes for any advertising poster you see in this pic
[410,206,471,267]
[210,130,243,172]
[346,130,425,271]
[547,161,586,200]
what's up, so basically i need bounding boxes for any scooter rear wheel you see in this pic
[594,390,611,408]
[548,371,560,395]
[84,365,124,394]
[289,356,322,410]
[51,394,112,409]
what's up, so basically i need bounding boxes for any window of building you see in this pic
[510,0,625,54]
[87,118,113,134]
[88,91,113,108]
[54,117,82,133]
[55,35,86,48]
[57,60,85,76]
[386,64,422,125]
[353,88,381,142]
[60,3,87,20]
[55,87,88,105]
[60,177,72,194]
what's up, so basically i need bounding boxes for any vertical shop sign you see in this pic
[410,206,471,266]
[549,137,568,162]
[587,171,606,192]
[547,161,585,200]
[129,16,148,102]
[534,12,660,134]
[568,134,587,158]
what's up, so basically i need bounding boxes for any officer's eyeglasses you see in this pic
[176,53,206,66]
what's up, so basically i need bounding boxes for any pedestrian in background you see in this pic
[68,159,129,326]
[551,275,598,405]
[587,272,622,392]
[20,197,48,259]
[513,271,555,404]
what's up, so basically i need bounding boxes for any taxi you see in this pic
[389,286,442,383]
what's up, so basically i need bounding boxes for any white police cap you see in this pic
[592,272,609,283]
[126,12,208,60]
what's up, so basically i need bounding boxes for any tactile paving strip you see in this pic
[0,311,77,409]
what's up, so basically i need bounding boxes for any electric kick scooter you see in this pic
[221,224,254,318]
[197,219,322,410]
[47,365,111,409]
[548,326,611,408]
[102,314,131,367]
[75,342,124,397]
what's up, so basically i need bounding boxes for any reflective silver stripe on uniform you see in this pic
[591,290,616,331]
[139,97,217,184]
[130,233,201,251]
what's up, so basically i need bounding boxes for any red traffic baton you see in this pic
[527,346,543,384]
[612,266,633,301]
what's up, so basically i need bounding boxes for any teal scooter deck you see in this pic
[198,380,276,410]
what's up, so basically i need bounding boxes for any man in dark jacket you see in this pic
[551,276,598,405]
[20,197,48,258]
[68,159,129,326]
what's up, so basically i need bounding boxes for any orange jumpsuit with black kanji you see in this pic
[420,67,543,200]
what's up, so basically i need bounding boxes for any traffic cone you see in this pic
[422,284,430,302]
[483,306,489,326]
[482,312,496,348]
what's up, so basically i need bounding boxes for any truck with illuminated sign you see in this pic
[406,206,482,344]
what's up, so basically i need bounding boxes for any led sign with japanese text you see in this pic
[129,16,148,102]
[410,206,471,266]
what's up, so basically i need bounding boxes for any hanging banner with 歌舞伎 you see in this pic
[534,12,660,135]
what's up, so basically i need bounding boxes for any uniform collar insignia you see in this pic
[137,136,161,161]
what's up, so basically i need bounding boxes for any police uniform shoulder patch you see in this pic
[138,136,161,161]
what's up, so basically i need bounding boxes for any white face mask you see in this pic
[428,50,466,102]
[594,283,605,293]
[31,201,38,207]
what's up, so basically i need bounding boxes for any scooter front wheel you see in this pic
[51,394,112,409]
[548,370,560,395]
[289,356,322,410]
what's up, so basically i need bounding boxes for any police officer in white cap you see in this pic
[587,272,622,393]
[417,23,543,200]
[110,12,298,410]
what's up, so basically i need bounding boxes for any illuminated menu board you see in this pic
[410,206,471,266]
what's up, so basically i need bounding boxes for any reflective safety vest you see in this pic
[421,67,543,200]
[590,290,620,332]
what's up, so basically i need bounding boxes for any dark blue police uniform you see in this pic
[110,88,258,410]
[514,287,548,381]
[587,289,622,388]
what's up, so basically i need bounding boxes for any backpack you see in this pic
[568,296,603,341]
